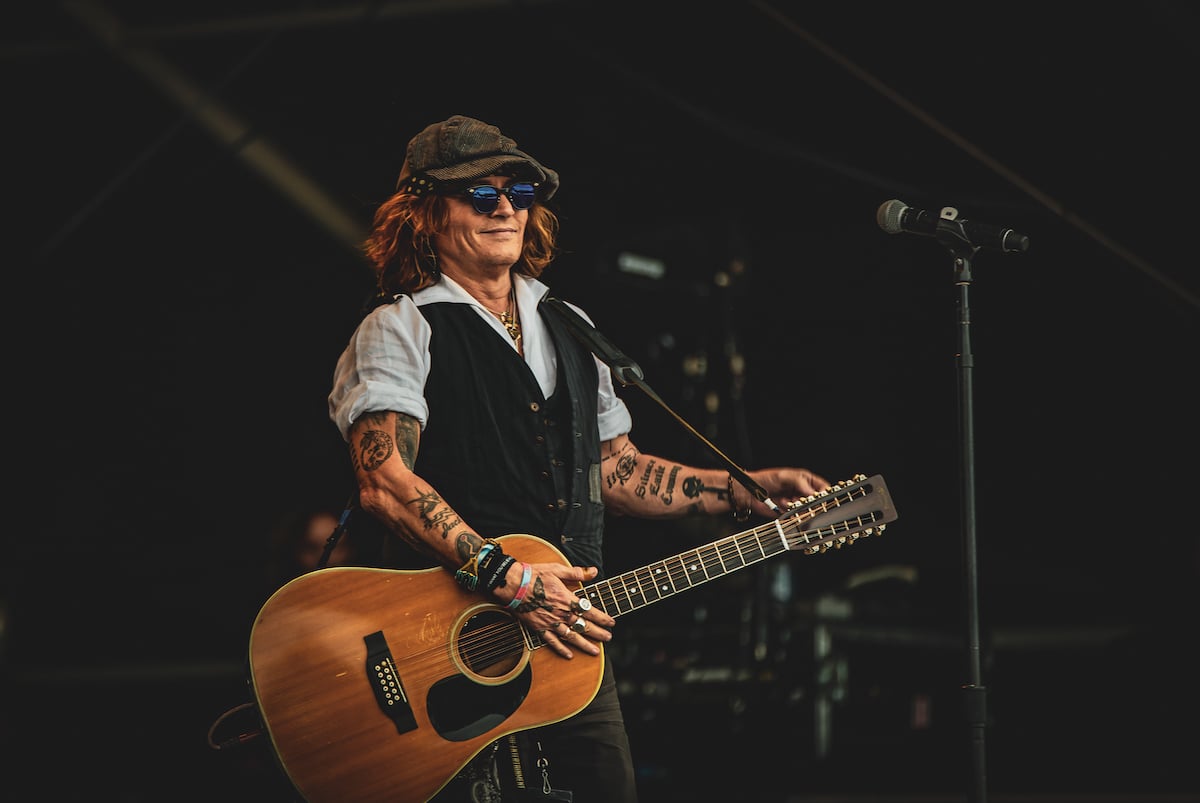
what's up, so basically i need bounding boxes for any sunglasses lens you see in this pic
[467,186,500,214]
[508,182,536,210]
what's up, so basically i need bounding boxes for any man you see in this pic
[328,114,831,801]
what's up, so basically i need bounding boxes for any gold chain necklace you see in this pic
[482,287,522,345]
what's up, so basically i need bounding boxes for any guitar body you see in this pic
[248,534,600,803]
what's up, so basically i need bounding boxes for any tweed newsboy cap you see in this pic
[397,115,559,199]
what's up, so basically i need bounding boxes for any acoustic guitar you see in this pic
[248,473,897,802]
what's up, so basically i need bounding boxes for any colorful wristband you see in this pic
[507,563,533,610]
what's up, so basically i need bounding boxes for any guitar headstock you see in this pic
[782,473,898,555]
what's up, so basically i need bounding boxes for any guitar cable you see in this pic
[206,701,263,751]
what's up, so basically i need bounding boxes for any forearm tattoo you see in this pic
[410,486,463,543]
[602,440,639,489]
[681,476,730,501]
[455,532,484,564]
[351,412,472,557]
[604,440,702,510]
[682,476,730,514]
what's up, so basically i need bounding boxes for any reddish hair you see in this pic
[364,189,560,296]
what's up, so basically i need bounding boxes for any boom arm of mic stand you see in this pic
[622,374,780,515]
[544,296,779,515]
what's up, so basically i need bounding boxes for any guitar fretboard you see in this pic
[579,480,883,618]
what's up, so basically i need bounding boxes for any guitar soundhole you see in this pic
[459,609,524,678]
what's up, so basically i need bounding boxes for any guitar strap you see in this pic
[313,491,358,570]
[541,296,778,514]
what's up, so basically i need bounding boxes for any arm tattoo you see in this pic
[603,441,639,489]
[394,414,419,469]
[514,576,548,614]
[455,532,484,564]
[681,475,729,501]
[353,411,396,472]
[409,487,463,542]
[660,465,681,505]
[676,475,726,513]
[634,458,660,499]
[353,429,393,472]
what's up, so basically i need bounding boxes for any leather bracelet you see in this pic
[728,474,752,522]
[483,554,517,592]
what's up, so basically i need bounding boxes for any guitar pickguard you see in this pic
[428,608,532,741]
[427,663,532,741]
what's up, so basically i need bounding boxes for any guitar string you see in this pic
[396,504,858,671]
[393,484,883,671]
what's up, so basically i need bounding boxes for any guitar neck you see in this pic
[582,522,789,618]
[575,473,895,620]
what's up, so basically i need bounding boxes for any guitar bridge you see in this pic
[364,630,418,734]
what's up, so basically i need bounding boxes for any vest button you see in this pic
[529,402,540,412]
[534,435,545,444]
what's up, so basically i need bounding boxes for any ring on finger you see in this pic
[570,617,589,634]
[570,597,593,613]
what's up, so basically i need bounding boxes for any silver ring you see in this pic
[570,617,588,634]
[571,597,593,613]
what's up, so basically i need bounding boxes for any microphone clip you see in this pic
[933,206,977,255]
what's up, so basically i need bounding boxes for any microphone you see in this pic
[876,199,1030,253]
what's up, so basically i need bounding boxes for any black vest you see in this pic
[414,298,607,574]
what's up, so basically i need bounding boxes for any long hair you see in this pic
[363,187,560,297]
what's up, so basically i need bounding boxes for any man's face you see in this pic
[433,175,528,274]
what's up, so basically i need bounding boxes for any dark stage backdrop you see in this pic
[6,2,1198,800]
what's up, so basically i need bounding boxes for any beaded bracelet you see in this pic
[454,539,499,592]
[507,563,533,610]
[727,474,752,523]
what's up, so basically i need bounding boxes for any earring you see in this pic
[417,238,439,281]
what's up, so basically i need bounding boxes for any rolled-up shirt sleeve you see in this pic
[595,354,632,442]
[328,296,431,442]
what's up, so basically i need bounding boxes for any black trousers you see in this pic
[436,660,638,803]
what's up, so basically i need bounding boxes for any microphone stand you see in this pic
[933,210,989,803]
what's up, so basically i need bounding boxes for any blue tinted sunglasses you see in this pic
[464,182,537,214]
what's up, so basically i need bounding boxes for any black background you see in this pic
[6,2,1199,801]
